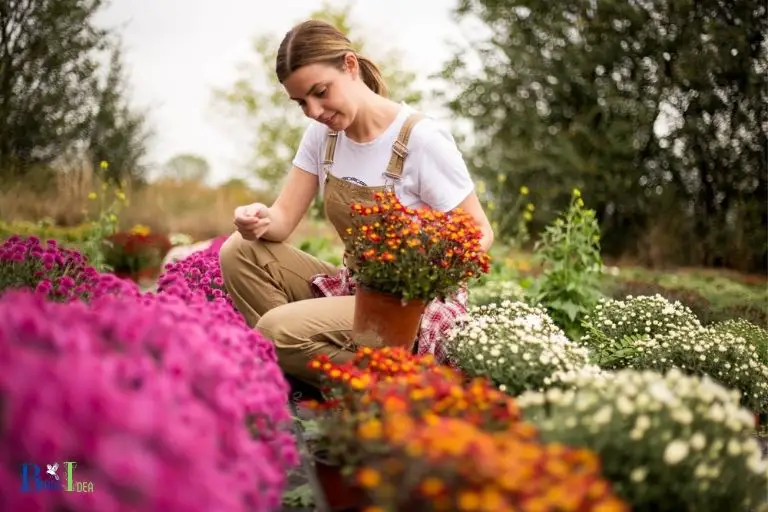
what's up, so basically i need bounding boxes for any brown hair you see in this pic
[276,20,388,97]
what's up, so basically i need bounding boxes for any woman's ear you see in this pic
[343,52,359,77]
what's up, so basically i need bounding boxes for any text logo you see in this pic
[20,462,94,493]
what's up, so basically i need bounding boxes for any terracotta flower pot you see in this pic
[313,451,365,511]
[352,284,426,350]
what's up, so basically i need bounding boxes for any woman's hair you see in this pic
[276,20,388,97]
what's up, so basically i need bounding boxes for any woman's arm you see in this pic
[452,191,495,252]
[261,166,319,242]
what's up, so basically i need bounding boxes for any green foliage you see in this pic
[476,177,535,251]
[526,188,603,338]
[281,483,315,508]
[0,0,151,183]
[297,236,342,267]
[0,220,94,246]
[214,0,424,208]
[440,0,768,273]
[79,161,126,271]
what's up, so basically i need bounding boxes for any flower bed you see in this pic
[578,294,768,414]
[446,300,603,395]
[306,347,629,511]
[0,234,298,511]
[580,294,703,369]
[517,368,768,511]
[0,235,141,302]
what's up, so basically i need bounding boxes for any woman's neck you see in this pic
[344,92,402,143]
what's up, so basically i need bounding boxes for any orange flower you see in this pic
[345,190,491,302]
[357,467,381,488]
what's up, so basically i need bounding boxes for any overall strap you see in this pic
[322,130,339,168]
[384,112,424,181]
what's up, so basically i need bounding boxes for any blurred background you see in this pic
[1,0,766,324]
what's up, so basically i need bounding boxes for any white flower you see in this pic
[726,439,742,456]
[630,467,648,482]
[689,433,706,450]
[593,405,612,425]
[663,439,690,465]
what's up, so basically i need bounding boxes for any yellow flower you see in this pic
[100,161,109,170]
[496,172,506,183]
[130,224,151,236]
[519,185,529,195]
[523,211,533,221]
[577,198,584,207]
[87,192,97,200]
[477,180,486,195]
[572,187,581,197]
[115,190,126,202]
[526,202,535,212]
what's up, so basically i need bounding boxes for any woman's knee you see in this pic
[219,232,246,275]
[219,232,273,281]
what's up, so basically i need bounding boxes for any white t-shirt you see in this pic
[292,104,475,212]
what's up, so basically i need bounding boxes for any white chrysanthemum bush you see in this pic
[467,279,526,307]
[517,368,768,511]
[631,324,768,414]
[580,294,768,414]
[446,300,603,395]
[710,318,768,365]
[580,294,703,369]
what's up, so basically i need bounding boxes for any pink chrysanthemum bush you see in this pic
[0,235,141,302]
[0,234,298,511]
[157,241,231,307]
[0,288,298,512]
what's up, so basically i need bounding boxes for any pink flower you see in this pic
[0,289,297,512]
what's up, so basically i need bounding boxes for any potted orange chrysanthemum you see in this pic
[346,191,491,348]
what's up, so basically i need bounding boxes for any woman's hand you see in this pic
[233,203,271,240]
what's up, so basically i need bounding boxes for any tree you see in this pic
[88,43,153,185]
[0,0,151,184]
[440,0,767,272]
[161,153,211,184]
[214,1,424,201]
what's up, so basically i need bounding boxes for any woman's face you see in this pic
[282,55,361,131]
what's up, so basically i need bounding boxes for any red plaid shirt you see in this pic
[309,268,468,364]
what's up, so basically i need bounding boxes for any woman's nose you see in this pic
[305,99,322,120]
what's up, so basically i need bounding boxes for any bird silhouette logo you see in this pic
[46,463,59,480]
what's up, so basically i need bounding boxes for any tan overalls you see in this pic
[219,113,424,387]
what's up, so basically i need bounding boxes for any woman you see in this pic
[219,19,493,389]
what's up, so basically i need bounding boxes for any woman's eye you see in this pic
[315,89,327,98]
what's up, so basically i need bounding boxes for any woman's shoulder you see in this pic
[405,109,459,148]
[403,110,461,158]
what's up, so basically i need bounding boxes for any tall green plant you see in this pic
[527,188,603,339]
[80,160,125,272]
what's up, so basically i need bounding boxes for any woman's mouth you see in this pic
[320,113,337,126]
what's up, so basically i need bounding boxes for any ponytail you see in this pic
[356,55,389,97]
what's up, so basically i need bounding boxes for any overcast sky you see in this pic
[95,0,478,185]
